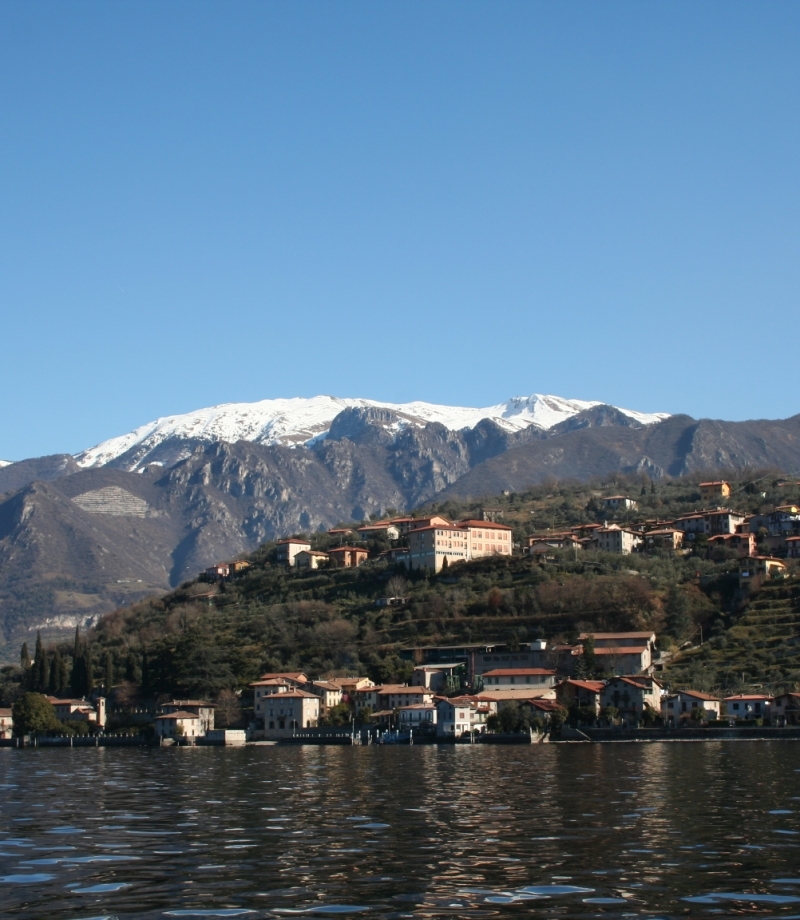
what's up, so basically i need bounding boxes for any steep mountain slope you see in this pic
[436,414,800,499]
[2,398,800,655]
[0,454,80,495]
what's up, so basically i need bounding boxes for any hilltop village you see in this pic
[3,475,800,745]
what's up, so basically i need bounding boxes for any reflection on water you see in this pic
[1,742,799,918]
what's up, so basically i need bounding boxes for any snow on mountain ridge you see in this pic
[75,394,670,470]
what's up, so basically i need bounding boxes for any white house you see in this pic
[661,690,720,722]
[397,703,437,731]
[154,710,202,740]
[724,694,772,721]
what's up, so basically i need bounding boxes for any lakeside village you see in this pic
[3,479,800,747]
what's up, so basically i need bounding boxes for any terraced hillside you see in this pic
[664,580,800,693]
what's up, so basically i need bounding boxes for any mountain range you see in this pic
[0,392,798,655]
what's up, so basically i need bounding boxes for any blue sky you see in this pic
[1,2,798,461]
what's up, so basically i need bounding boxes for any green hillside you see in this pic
[2,470,798,707]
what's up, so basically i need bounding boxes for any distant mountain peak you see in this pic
[74,393,670,471]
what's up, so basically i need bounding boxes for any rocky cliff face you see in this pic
[1,405,799,652]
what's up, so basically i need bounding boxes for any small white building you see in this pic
[397,703,437,730]
[602,496,638,511]
[0,707,12,739]
[436,697,474,737]
[295,550,329,570]
[276,539,312,567]
[724,694,773,721]
[154,710,202,740]
[593,525,643,554]
[160,700,215,734]
[661,690,721,722]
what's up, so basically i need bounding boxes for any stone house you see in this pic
[160,700,215,734]
[600,676,662,721]
[261,690,320,737]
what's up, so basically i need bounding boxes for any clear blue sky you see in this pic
[1,2,798,461]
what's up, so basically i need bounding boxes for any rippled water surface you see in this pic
[1,742,800,918]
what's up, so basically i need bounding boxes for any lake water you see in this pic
[1,742,799,918]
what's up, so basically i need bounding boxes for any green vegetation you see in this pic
[12,692,60,735]
[0,470,797,710]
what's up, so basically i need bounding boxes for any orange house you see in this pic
[328,546,369,568]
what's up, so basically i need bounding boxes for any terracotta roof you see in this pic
[699,481,729,487]
[607,677,656,691]
[266,690,320,700]
[593,646,648,655]
[155,711,200,721]
[277,538,311,545]
[558,680,605,693]
[724,694,773,701]
[671,690,720,702]
[328,545,369,554]
[457,520,513,530]
[398,703,436,711]
[526,699,562,712]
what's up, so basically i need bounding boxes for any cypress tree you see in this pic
[41,654,52,697]
[104,651,114,696]
[49,650,62,695]
[33,632,46,692]
[57,650,69,696]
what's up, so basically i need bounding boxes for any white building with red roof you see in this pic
[661,690,721,722]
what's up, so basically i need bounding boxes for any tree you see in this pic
[664,585,692,640]
[125,650,142,685]
[576,634,596,679]
[33,632,46,692]
[12,692,60,736]
[56,651,69,696]
[215,689,243,728]
[20,642,31,671]
[601,705,619,725]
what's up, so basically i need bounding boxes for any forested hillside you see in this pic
[1,470,798,707]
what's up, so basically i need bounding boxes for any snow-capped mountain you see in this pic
[75,393,670,470]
